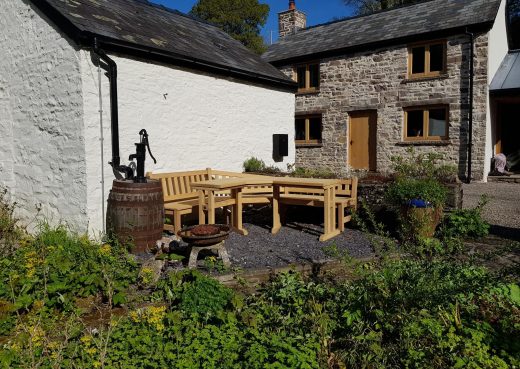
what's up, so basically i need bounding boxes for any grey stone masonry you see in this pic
[279,33,489,181]
[278,9,307,38]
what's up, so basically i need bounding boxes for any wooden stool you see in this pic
[187,241,231,269]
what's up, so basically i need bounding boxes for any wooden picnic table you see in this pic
[193,176,343,242]
[271,177,341,242]
[191,177,273,235]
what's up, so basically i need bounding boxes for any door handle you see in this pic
[350,140,353,145]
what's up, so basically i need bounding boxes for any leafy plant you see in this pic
[243,157,266,172]
[390,147,457,182]
[290,167,338,179]
[386,177,447,207]
[439,195,490,239]
[0,187,25,258]
[0,223,138,335]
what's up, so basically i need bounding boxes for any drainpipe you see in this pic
[92,38,133,179]
[465,28,474,184]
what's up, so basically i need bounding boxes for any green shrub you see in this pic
[390,147,457,182]
[386,177,447,208]
[333,259,520,368]
[290,167,337,179]
[0,223,138,335]
[243,157,265,172]
[439,195,490,239]
[0,187,25,258]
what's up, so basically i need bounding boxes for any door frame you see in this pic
[348,110,377,171]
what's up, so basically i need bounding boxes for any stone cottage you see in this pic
[0,0,296,233]
[264,0,516,181]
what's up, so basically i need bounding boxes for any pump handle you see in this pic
[139,129,157,164]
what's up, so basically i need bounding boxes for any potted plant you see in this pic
[385,149,453,239]
[386,177,447,238]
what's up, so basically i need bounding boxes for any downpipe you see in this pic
[92,38,133,179]
[465,28,474,184]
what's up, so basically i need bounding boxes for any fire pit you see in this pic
[177,225,231,269]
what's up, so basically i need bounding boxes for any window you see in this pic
[294,63,320,93]
[408,41,446,78]
[507,0,520,50]
[295,115,322,145]
[404,106,448,141]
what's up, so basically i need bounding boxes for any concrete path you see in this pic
[463,182,520,240]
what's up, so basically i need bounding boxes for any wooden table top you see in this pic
[191,177,273,190]
[271,177,340,187]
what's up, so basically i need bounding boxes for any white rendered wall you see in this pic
[0,0,88,230]
[81,52,295,233]
[485,0,509,181]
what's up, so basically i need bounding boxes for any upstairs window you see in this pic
[295,115,322,145]
[295,63,320,93]
[507,0,520,50]
[408,41,446,78]
[404,106,448,141]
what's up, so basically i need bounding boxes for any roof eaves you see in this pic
[29,0,297,92]
[266,21,495,66]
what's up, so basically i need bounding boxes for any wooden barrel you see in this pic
[106,179,164,254]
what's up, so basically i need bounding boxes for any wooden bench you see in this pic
[277,178,358,231]
[147,169,273,233]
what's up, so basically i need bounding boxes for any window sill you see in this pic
[402,74,449,83]
[296,143,323,148]
[296,89,320,96]
[396,140,451,146]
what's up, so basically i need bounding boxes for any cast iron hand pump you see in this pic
[129,129,157,183]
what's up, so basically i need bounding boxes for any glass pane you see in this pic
[406,110,424,138]
[297,66,306,89]
[508,0,520,50]
[308,117,321,140]
[429,44,444,72]
[411,47,425,74]
[428,108,447,137]
[309,64,320,89]
[295,118,306,140]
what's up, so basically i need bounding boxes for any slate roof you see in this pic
[264,0,502,64]
[490,52,520,94]
[29,0,295,90]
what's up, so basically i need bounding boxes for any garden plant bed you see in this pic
[170,205,374,270]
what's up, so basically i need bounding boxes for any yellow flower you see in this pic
[145,306,167,331]
[30,325,45,347]
[86,347,97,355]
[33,300,45,311]
[140,267,155,285]
[80,335,92,346]
[99,244,112,257]
[129,310,140,323]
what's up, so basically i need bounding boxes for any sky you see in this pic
[149,0,356,44]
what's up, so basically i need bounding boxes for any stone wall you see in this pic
[278,9,307,38]
[279,33,489,180]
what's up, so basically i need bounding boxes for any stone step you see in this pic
[488,175,520,183]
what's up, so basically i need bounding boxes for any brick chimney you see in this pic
[278,0,306,38]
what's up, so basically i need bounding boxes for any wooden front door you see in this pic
[349,111,377,171]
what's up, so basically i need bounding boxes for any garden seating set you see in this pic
[147,168,358,241]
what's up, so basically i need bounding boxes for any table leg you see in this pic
[198,190,206,225]
[320,185,340,242]
[272,185,281,234]
[208,190,215,224]
[232,188,248,235]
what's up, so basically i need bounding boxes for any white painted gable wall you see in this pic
[0,0,88,230]
[81,53,295,233]
[1,0,296,234]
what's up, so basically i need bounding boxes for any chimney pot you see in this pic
[289,1,296,10]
